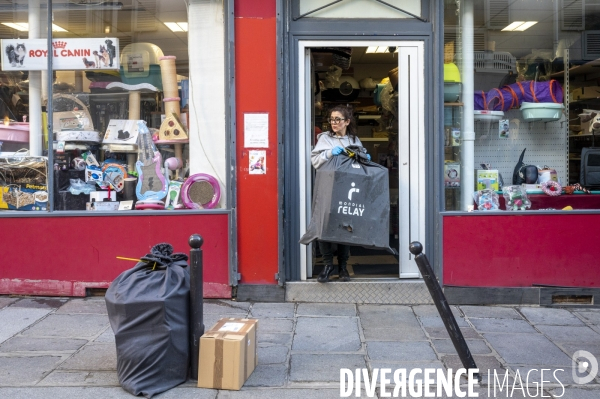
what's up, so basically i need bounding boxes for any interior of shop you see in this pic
[445,0,600,212]
[0,1,224,213]
[308,46,401,279]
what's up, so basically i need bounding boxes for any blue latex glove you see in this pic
[331,146,344,156]
[366,154,371,161]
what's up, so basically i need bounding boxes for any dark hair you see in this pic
[328,104,357,143]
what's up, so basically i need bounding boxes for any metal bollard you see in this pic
[409,241,480,381]
[189,234,205,380]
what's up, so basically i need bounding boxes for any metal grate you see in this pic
[285,281,433,304]
[473,109,568,186]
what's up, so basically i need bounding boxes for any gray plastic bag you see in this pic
[300,151,392,252]
[105,243,190,398]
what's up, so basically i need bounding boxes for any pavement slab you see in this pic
[536,324,600,344]
[11,298,68,309]
[255,318,294,333]
[432,339,492,355]
[549,387,600,399]
[484,332,573,366]
[250,303,295,319]
[418,315,469,328]
[55,299,108,315]
[257,332,293,346]
[470,318,538,334]
[0,307,53,343]
[519,307,586,326]
[358,304,421,328]
[362,325,428,341]
[0,356,64,386]
[289,353,366,382]
[57,343,117,371]
[37,370,119,386]
[243,364,287,387]
[21,314,109,339]
[412,305,463,319]
[510,365,579,385]
[0,387,218,399]
[296,303,356,317]
[0,297,18,309]
[0,336,88,352]
[257,345,288,364]
[575,310,600,325]
[440,355,505,376]
[367,341,437,362]
[367,361,446,377]
[459,306,523,320]
[203,301,251,315]
[424,327,483,340]
[292,316,361,352]
[93,327,115,343]
[216,388,341,399]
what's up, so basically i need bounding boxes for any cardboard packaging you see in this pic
[198,318,258,390]
[572,86,600,101]
[476,169,499,191]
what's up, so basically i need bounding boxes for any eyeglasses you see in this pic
[329,118,346,124]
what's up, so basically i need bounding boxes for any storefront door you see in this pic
[298,40,425,280]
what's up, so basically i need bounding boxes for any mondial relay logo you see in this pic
[338,182,365,216]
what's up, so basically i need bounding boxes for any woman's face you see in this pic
[330,111,350,136]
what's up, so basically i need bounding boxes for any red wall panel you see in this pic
[235,0,276,18]
[235,3,278,284]
[443,214,600,287]
[0,214,230,297]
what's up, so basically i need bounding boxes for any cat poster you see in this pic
[249,150,266,175]
[103,119,142,144]
[1,38,119,71]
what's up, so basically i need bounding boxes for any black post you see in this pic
[189,234,204,380]
[409,241,480,381]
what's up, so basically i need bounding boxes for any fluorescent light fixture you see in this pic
[365,46,390,54]
[2,22,68,32]
[502,21,538,31]
[514,21,537,31]
[164,22,188,32]
[0,2,123,11]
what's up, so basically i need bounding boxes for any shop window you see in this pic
[298,0,421,19]
[444,0,600,212]
[0,0,227,213]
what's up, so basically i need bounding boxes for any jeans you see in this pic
[318,241,350,267]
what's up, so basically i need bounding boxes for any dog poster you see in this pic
[103,120,142,144]
[1,38,119,71]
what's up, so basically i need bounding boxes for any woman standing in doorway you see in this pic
[311,105,370,283]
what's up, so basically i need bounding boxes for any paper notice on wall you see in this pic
[249,150,266,175]
[244,113,268,148]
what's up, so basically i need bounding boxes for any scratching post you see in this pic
[127,90,141,173]
[159,55,185,179]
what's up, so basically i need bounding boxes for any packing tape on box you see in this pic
[207,319,256,389]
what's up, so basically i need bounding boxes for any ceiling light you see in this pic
[514,21,537,31]
[501,21,538,32]
[365,46,390,54]
[164,22,188,32]
[2,22,68,32]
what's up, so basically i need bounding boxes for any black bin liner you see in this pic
[300,150,392,252]
[105,243,190,398]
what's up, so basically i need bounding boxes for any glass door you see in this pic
[298,40,425,280]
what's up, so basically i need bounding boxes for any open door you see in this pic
[298,41,425,280]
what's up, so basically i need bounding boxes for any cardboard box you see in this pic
[477,169,499,191]
[198,318,258,390]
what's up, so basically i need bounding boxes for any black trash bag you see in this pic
[105,243,190,398]
[300,147,393,252]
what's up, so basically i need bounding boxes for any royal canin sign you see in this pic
[1,38,119,71]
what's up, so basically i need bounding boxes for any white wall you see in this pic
[188,0,227,207]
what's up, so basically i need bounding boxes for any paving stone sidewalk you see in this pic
[0,296,599,398]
